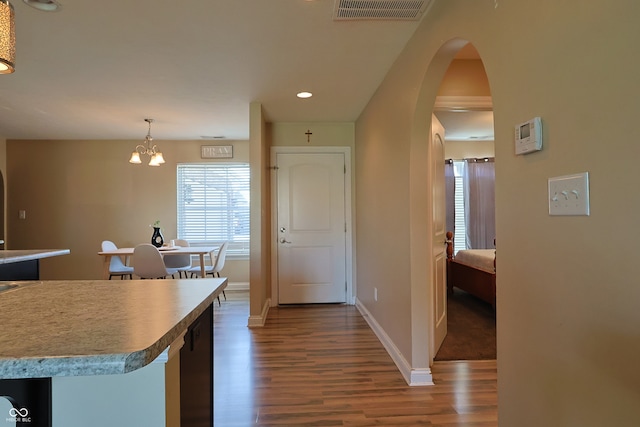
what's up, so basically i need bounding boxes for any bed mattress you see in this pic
[454,249,495,273]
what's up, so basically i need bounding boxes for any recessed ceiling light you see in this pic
[22,0,62,12]
[297,91,313,99]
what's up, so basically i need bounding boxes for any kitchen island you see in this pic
[0,278,227,427]
[0,249,70,280]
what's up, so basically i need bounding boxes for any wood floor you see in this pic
[214,291,497,426]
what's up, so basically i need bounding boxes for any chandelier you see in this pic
[129,119,165,166]
[0,0,15,74]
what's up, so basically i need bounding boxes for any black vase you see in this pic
[151,227,164,248]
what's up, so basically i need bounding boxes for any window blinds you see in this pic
[177,164,250,257]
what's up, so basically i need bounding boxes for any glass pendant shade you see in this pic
[22,0,61,12]
[129,151,142,164]
[0,0,15,74]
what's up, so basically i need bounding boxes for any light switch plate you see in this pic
[548,172,590,216]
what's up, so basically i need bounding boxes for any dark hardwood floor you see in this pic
[214,291,497,426]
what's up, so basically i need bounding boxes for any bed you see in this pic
[446,231,496,307]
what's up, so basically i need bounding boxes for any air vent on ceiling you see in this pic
[333,0,431,21]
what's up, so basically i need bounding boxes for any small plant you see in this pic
[151,220,161,228]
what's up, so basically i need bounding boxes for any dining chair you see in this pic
[187,241,228,304]
[162,239,192,278]
[133,244,180,279]
[101,240,134,280]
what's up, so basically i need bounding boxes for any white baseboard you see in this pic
[355,298,434,386]
[226,281,249,291]
[248,297,271,327]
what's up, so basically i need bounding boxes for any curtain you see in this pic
[445,160,455,237]
[463,158,495,249]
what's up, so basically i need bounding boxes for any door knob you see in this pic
[279,238,291,244]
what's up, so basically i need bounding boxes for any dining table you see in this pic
[98,245,219,280]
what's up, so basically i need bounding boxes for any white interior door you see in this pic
[432,115,448,356]
[276,152,347,304]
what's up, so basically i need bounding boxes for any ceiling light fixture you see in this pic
[22,0,61,12]
[129,119,165,166]
[297,91,313,99]
[0,0,16,74]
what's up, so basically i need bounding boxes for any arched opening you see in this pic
[408,38,496,381]
[433,43,496,362]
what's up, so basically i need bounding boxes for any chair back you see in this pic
[102,240,117,251]
[163,239,191,269]
[102,240,127,270]
[133,244,169,279]
[212,241,229,274]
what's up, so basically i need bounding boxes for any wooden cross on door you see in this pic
[305,129,312,143]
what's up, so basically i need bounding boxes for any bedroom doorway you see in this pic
[432,42,496,362]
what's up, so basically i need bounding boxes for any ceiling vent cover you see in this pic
[333,0,431,21]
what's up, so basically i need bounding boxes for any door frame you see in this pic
[270,146,354,307]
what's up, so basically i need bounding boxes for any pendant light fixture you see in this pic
[22,0,61,12]
[129,119,165,166]
[0,0,15,74]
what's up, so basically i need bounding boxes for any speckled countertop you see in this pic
[0,278,226,379]
[0,249,70,264]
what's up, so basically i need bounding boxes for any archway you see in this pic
[433,43,496,362]
[408,38,496,380]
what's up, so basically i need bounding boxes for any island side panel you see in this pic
[0,259,39,280]
[51,362,168,427]
[180,303,213,427]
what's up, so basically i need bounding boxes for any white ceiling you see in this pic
[435,110,494,141]
[0,0,431,141]
[0,0,491,142]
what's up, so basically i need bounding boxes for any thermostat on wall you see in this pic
[515,117,542,155]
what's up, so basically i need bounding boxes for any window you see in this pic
[453,160,466,254]
[447,158,496,254]
[177,163,250,258]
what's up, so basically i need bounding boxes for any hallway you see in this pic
[213,291,497,426]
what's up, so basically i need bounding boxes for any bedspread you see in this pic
[454,249,495,273]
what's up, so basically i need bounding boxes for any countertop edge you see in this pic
[123,284,225,373]
[0,279,227,379]
[0,249,71,264]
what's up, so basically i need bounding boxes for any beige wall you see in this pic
[438,58,491,97]
[356,0,640,425]
[271,122,355,147]
[249,102,271,323]
[6,138,250,282]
